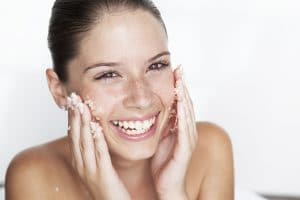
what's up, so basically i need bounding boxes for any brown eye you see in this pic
[94,71,119,80]
[148,62,169,71]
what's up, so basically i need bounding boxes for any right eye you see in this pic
[94,71,120,80]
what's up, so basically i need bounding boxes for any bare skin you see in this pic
[5,8,234,200]
[5,122,233,200]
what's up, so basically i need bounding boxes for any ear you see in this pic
[45,68,68,110]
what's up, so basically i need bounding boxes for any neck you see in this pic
[110,154,156,196]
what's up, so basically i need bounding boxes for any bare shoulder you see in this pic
[5,138,77,199]
[196,121,233,156]
[193,121,234,200]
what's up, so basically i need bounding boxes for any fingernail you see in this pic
[84,99,95,111]
[59,105,67,111]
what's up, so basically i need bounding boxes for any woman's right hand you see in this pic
[67,93,131,200]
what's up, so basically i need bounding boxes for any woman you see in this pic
[5,0,234,199]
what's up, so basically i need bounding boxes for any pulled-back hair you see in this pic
[47,0,167,83]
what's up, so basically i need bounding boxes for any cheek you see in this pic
[80,86,121,120]
[149,71,175,107]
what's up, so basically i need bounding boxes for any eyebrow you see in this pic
[83,51,170,73]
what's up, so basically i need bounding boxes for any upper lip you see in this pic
[111,111,160,122]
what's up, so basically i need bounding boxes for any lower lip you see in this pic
[111,117,158,142]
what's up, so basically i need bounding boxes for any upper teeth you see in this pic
[112,116,156,131]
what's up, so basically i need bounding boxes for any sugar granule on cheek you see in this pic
[166,83,181,133]
[83,97,102,121]
[84,99,95,111]
[89,121,102,138]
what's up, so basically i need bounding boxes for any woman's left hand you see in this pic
[151,66,198,200]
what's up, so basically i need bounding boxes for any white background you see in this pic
[1,0,300,197]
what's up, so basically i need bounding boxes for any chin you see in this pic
[109,142,158,163]
[127,147,157,161]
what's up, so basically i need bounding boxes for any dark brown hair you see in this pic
[47,0,168,83]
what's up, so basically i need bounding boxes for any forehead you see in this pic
[77,9,168,64]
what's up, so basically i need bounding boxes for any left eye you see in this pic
[148,62,169,71]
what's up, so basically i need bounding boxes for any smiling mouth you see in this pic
[111,113,158,136]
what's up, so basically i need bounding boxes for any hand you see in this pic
[150,66,198,200]
[67,93,131,200]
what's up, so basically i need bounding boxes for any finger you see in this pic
[79,101,97,175]
[176,79,190,149]
[67,102,84,175]
[175,74,184,102]
[177,99,192,162]
[182,81,195,117]
[183,76,198,149]
[94,127,112,169]
[182,82,198,148]
[182,90,196,151]
[185,87,198,143]
[173,64,183,81]
[66,120,76,169]
[173,65,182,97]
[181,85,194,149]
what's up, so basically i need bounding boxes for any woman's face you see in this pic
[66,9,174,161]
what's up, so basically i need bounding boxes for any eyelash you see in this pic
[94,70,118,80]
[147,61,170,72]
[94,61,170,80]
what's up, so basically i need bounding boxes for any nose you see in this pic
[123,78,154,110]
